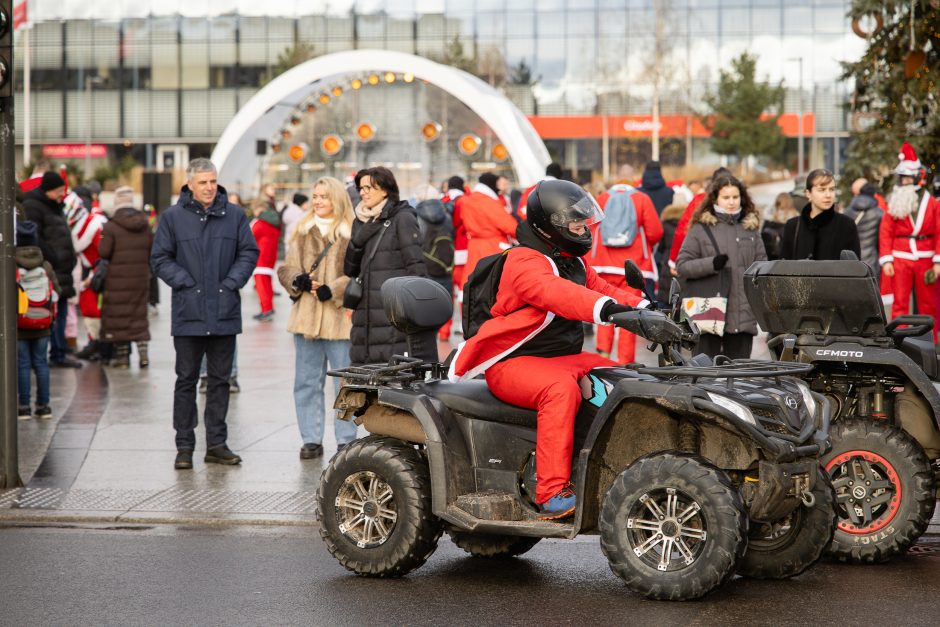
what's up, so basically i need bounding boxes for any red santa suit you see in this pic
[460,183,518,289]
[64,193,106,325]
[587,186,663,363]
[880,189,940,328]
[449,233,644,504]
[449,190,468,299]
[251,209,282,315]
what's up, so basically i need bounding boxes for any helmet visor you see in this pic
[547,193,604,230]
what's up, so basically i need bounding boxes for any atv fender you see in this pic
[572,382,761,532]
[804,341,940,433]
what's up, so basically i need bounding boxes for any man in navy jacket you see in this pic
[151,158,259,470]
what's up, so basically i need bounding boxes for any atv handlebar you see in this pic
[885,314,935,339]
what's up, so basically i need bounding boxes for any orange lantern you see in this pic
[367,74,380,86]
[403,72,415,83]
[320,134,344,157]
[289,115,301,127]
[280,128,292,140]
[458,133,482,156]
[384,71,396,83]
[491,143,509,162]
[351,78,363,90]
[332,86,343,97]
[355,123,376,143]
[318,93,331,105]
[288,143,308,163]
[421,121,442,142]
[305,102,317,113]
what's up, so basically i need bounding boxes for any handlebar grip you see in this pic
[885,315,935,338]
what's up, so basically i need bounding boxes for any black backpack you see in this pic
[461,248,512,339]
[422,223,455,278]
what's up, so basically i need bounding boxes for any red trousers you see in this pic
[891,258,937,337]
[486,352,617,503]
[594,275,641,363]
[254,272,274,314]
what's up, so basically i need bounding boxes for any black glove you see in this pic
[600,301,635,322]
[315,284,333,301]
[645,300,666,311]
[713,254,729,271]
[351,219,382,247]
[292,273,313,293]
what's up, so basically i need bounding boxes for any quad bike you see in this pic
[745,257,939,563]
[317,263,834,600]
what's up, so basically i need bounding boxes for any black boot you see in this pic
[76,340,99,361]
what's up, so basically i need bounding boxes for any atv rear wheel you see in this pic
[737,469,836,579]
[599,453,747,601]
[447,530,541,558]
[317,435,443,577]
[823,419,936,563]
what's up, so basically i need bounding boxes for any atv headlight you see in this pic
[795,381,817,417]
[706,392,757,426]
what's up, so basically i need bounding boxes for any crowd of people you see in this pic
[14,143,940,515]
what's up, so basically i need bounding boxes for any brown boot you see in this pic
[138,342,149,368]
[111,343,130,368]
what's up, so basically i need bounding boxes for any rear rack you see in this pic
[638,358,813,383]
[328,355,440,386]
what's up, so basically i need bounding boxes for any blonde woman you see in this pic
[277,176,358,459]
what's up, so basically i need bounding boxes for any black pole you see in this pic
[0,0,22,488]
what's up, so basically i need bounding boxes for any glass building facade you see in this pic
[12,0,863,179]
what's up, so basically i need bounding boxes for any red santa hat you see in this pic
[895,142,923,177]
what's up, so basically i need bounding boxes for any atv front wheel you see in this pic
[823,419,936,564]
[737,469,836,579]
[599,453,748,601]
[448,530,541,558]
[316,435,443,577]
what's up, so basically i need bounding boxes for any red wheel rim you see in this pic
[825,450,901,534]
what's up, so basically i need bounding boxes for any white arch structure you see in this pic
[211,49,550,189]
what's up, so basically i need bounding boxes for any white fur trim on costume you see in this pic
[594,296,614,325]
[892,250,934,261]
[592,265,625,276]
[454,250,468,265]
[252,267,276,276]
[637,299,651,309]
[879,255,894,266]
[882,293,895,305]
[447,310,557,382]
[471,182,499,200]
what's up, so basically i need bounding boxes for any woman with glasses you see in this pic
[343,166,427,365]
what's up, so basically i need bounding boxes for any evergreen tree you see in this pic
[263,42,316,85]
[701,52,786,167]
[842,1,940,191]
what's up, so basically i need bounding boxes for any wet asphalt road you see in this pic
[2,525,940,626]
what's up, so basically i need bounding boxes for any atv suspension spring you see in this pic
[678,421,700,453]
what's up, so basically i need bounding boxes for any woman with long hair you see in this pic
[676,174,767,359]
[343,166,427,365]
[277,176,357,458]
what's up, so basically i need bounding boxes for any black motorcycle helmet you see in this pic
[526,179,604,257]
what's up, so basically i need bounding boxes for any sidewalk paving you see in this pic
[4,284,940,537]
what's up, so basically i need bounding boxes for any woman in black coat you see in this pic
[343,167,427,365]
[781,169,861,261]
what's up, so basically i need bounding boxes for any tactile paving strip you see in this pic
[132,489,317,515]
[60,489,156,511]
[0,489,24,508]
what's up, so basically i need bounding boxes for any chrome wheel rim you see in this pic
[335,471,398,548]
[626,487,707,572]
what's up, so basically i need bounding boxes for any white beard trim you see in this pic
[888,185,920,219]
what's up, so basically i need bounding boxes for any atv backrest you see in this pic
[744,259,886,337]
[381,276,453,362]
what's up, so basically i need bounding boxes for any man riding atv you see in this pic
[449,180,646,518]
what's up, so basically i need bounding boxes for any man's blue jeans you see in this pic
[293,335,358,446]
[18,337,50,406]
[49,302,68,362]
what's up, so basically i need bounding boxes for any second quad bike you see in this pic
[745,257,939,563]
[316,263,835,600]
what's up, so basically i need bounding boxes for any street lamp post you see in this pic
[84,75,103,179]
[787,57,804,177]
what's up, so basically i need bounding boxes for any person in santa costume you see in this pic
[588,184,663,363]
[64,192,107,360]
[460,172,519,289]
[250,199,282,322]
[442,176,466,341]
[879,142,940,335]
[448,180,646,519]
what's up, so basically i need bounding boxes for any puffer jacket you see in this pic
[150,185,260,337]
[15,245,61,341]
[676,209,767,335]
[277,220,352,341]
[844,194,883,273]
[100,207,153,342]
[23,188,76,299]
[344,200,428,365]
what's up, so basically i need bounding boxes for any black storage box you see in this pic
[743,260,886,337]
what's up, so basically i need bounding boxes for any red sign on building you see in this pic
[42,144,108,159]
